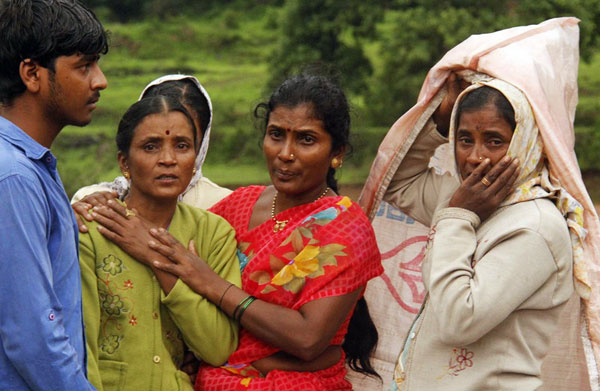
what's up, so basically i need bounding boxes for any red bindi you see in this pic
[165,129,170,135]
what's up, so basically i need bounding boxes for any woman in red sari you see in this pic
[141,74,384,390]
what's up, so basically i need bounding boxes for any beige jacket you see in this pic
[386,122,573,390]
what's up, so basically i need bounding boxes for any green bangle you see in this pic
[232,295,252,320]
[236,295,256,322]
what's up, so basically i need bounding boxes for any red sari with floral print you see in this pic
[196,186,382,391]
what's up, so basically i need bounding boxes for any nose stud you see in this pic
[289,153,295,159]
[478,156,483,161]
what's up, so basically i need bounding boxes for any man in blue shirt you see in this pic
[0,1,108,389]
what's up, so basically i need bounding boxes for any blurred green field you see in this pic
[54,6,600,204]
[54,8,392,196]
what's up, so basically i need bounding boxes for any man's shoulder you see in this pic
[0,137,38,183]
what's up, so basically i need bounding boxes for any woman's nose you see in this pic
[277,139,295,161]
[158,147,177,165]
[466,145,484,164]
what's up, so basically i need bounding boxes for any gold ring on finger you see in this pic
[481,177,491,187]
[125,209,136,217]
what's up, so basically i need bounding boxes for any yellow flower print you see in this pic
[337,196,352,209]
[240,378,252,387]
[271,245,320,286]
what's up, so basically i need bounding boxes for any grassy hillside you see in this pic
[54,5,600,203]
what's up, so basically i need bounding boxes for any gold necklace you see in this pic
[271,186,330,233]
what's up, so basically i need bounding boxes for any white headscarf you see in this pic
[109,74,214,199]
[449,74,588,297]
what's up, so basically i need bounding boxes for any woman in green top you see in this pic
[79,96,241,391]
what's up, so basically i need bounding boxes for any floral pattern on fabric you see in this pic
[436,348,475,379]
[100,335,122,355]
[96,254,137,354]
[98,254,125,275]
[199,186,383,391]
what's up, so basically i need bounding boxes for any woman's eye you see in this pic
[268,129,283,139]
[488,139,503,146]
[176,143,190,149]
[143,144,156,151]
[457,137,472,144]
[300,135,315,144]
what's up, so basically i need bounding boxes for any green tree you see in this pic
[366,0,600,126]
[267,0,383,93]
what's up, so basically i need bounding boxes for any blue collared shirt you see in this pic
[0,116,94,390]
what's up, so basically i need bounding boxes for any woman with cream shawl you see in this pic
[354,17,600,390]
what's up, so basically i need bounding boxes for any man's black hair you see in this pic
[0,0,109,105]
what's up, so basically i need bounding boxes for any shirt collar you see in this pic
[0,115,52,161]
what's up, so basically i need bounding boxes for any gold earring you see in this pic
[331,158,342,168]
[123,171,130,180]
[192,168,197,175]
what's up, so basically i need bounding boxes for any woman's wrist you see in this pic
[201,273,235,305]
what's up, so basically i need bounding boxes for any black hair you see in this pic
[0,0,109,105]
[254,73,352,193]
[256,74,378,378]
[343,297,381,379]
[116,96,198,155]
[456,86,516,131]
[142,78,211,135]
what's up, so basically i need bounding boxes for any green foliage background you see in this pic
[57,0,600,198]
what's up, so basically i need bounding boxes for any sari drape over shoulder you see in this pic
[199,186,383,390]
[357,17,600,390]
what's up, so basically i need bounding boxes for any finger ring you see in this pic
[481,177,491,187]
[125,209,136,217]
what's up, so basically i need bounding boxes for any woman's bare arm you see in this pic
[148,228,362,362]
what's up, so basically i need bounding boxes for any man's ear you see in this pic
[19,59,43,94]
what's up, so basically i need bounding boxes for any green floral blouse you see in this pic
[79,203,241,391]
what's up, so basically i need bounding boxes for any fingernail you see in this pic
[149,240,156,246]
[150,228,157,234]
[107,200,113,204]
[503,156,511,163]
[159,228,166,233]
[86,214,92,219]
[513,158,520,165]
[484,158,490,164]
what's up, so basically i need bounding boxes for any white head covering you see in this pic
[138,74,213,188]
[110,74,214,199]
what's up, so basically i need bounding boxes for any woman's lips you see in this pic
[155,174,179,183]
[274,169,297,181]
